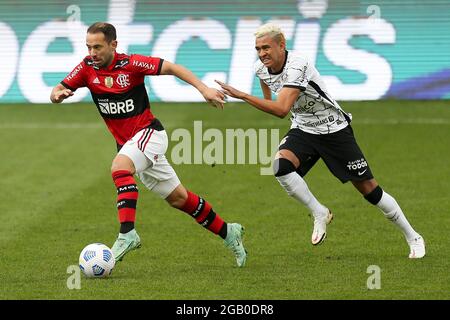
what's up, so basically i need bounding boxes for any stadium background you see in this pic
[1,0,450,103]
[0,0,449,301]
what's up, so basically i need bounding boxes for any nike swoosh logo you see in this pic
[358,169,367,176]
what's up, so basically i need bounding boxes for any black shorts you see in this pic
[278,126,374,183]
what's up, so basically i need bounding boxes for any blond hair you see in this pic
[254,23,286,43]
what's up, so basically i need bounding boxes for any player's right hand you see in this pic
[54,89,74,103]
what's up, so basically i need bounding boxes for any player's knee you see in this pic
[111,155,135,174]
[364,185,383,205]
[273,158,296,177]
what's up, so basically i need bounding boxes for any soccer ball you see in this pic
[79,243,115,278]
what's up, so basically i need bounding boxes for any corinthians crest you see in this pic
[104,76,114,88]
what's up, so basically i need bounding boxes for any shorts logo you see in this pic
[116,74,130,88]
[358,169,367,176]
[347,158,368,173]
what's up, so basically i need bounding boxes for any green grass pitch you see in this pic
[0,100,449,299]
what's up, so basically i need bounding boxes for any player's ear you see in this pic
[110,39,118,50]
[278,34,286,50]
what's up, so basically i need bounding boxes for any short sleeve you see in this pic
[61,61,87,91]
[130,54,164,76]
[283,58,312,91]
[253,60,265,80]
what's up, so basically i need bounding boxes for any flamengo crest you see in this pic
[116,74,130,88]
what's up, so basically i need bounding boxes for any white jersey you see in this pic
[254,51,351,135]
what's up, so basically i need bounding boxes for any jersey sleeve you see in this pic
[253,60,265,80]
[130,54,164,76]
[61,61,87,91]
[283,58,312,91]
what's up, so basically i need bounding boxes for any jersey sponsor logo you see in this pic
[303,118,329,127]
[116,74,130,88]
[84,58,99,70]
[98,98,135,115]
[105,76,114,88]
[292,91,325,114]
[132,60,155,70]
[114,58,129,69]
[66,63,83,80]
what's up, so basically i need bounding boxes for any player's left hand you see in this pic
[215,80,247,100]
[202,87,226,109]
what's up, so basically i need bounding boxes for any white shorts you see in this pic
[118,127,180,199]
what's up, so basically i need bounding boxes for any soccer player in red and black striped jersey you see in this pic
[50,22,247,267]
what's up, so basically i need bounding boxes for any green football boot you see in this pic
[224,223,247,267]
[111,229,141,262]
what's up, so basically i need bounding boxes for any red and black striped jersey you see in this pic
[61,52,164,145]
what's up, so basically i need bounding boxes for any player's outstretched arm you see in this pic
[160,60,225,109]
[260,79,272,101]
[50,83,74,103]
[215,80,299,118]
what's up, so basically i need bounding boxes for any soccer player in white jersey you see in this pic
[216,23,425,258]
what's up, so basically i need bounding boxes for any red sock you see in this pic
[112,170,138,223]
[180,191,226,237]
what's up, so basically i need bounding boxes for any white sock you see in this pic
[276,172,328,218]
[376,191,418,241]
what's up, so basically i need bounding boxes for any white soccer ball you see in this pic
[79,243,115,278]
